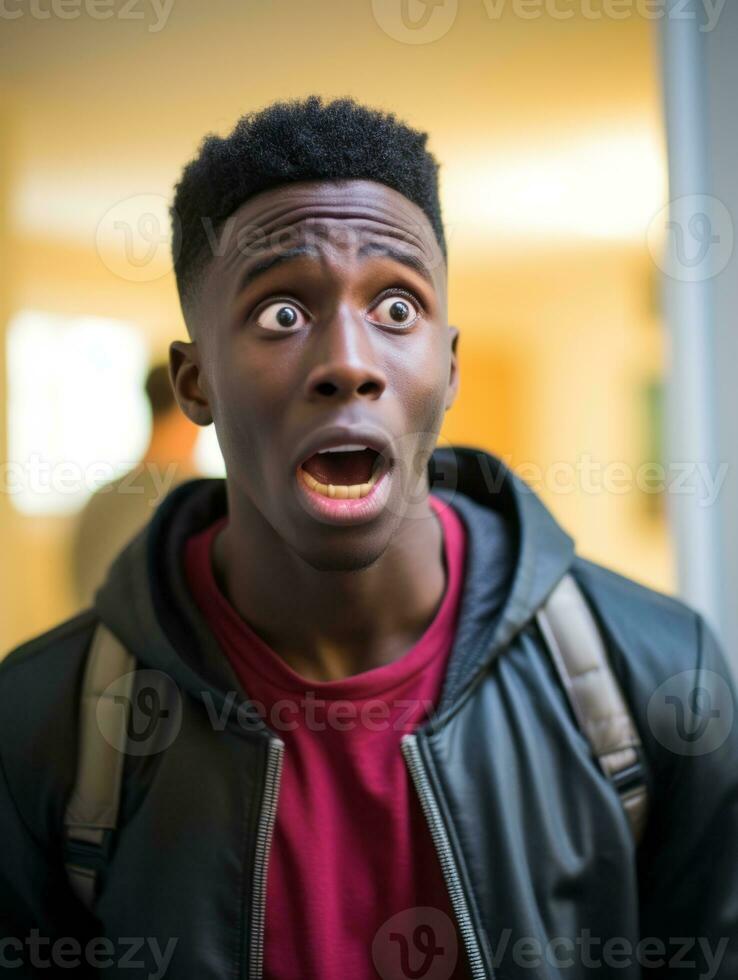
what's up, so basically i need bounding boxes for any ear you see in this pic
[169,340,213,426]
[444,325,460,412]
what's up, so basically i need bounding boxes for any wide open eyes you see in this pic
[252,291,421,334]
[366,292,421,330]
[255,301,309,333]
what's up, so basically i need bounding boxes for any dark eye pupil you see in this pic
[389,301,409,322]
[276,306,297,327]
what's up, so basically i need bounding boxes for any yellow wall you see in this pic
[442,247,671,586]
[0,4,673,653]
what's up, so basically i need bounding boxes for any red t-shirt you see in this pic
[184,493,470,980]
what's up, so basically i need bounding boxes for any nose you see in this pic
[303,308,387,402]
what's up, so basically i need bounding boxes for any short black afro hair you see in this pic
[170,95,446,310]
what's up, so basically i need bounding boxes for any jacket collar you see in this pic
[429,446,574,712]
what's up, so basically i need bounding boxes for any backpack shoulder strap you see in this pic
[63,622,136,910]
[535,573,649,845]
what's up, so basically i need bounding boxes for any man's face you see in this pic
[171,178,458,571]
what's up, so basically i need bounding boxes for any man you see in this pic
[71,363,200,607]
[1,96,737,979]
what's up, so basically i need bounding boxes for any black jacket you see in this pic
[1,448,737,979]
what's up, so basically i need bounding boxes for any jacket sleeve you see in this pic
[0,738,101,978]
[0,619,101,979]
[0,752,48,977]
[637,613,738,979]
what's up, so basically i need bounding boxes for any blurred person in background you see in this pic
[71,362,200,606]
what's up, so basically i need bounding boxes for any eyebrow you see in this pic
[357,242,435,286]
[235,241,436,295]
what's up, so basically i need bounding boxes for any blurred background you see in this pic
[0,0,736,672]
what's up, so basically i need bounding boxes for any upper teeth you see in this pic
[318,444,369,454]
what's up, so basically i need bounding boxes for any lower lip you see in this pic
[294,464,392,526]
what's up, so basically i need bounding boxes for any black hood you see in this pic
[94,446,574,723]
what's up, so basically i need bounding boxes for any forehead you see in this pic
[205,178,446,291]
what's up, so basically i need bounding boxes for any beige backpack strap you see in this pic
[536,574,649,844]
[63,622,136,910]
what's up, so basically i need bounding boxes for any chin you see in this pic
[292,533,389,574]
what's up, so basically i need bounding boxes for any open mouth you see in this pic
[298,444,385,499]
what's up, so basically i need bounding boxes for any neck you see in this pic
[212,492,446,682]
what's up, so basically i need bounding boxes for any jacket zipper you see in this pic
[248,737,285,980]
[401,733,490,980]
